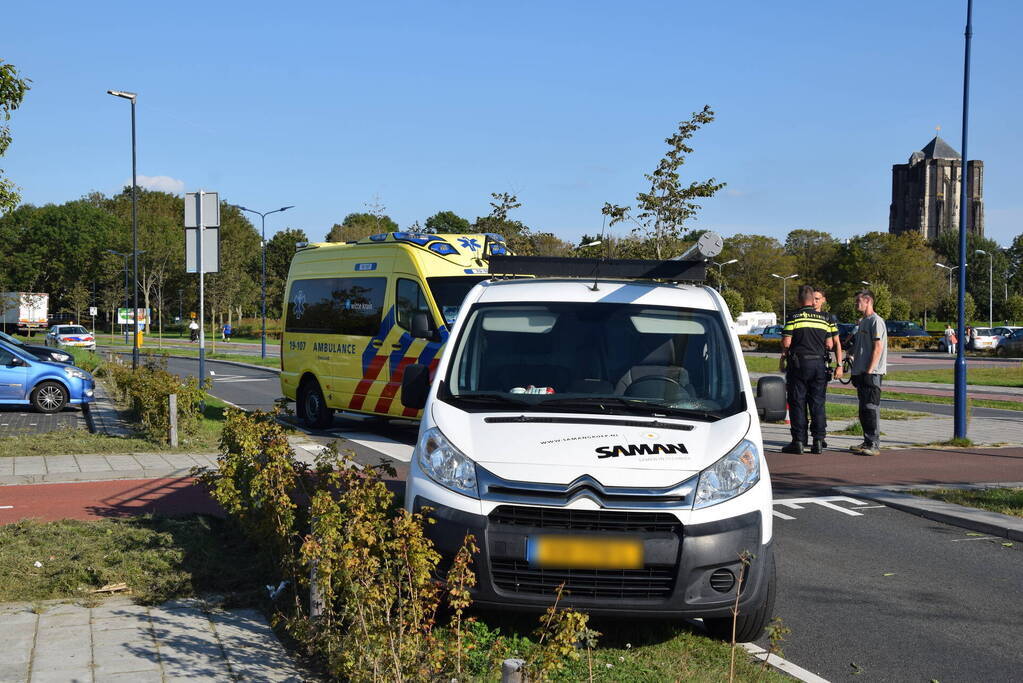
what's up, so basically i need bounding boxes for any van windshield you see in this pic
[427,276,489,326]
[442,302,744,420]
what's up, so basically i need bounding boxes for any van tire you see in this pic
[32,381,68,414]
[299,379,334,429]
[702,552,776,643]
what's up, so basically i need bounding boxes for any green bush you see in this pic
[107,355,206,443]
[738,335,782,352]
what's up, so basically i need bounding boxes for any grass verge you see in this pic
[828,386,1023,412]
[744,355,781,373]
[907,487,1023,517]
[885,365,1023,388]
[96,345,279,369]
[825,403,924,420]
[0,515,273,604]
[0,395,228,457]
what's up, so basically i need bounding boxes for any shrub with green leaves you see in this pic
[107,355,206,443]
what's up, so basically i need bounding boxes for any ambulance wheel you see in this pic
[702,552,776,643]
[299,380,334,429]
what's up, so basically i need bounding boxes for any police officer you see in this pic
[780,284,839,454]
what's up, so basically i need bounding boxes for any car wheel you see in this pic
[31,381,68,414]
[703,551,777,643]
[298,379,334,429]
[997,346,1007,357]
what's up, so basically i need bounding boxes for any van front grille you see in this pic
[488,505,681,534]
[490,560,676,600]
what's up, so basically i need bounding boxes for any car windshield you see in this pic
[58,326,88,335]
[0,331,25,347]
[442,301,744,420]
[427,276,489,326]
[974,328,992,336]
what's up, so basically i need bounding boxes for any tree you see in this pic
[751,295,774,314]
[473,192,533,253]
[424,210,471,234]
[528,232,574,257]
[1002,293,1023,324]
[937,291,976,324]
[784,229,838,288]
[719,234,794,319]
[721,289,744,320]
[65,282,91,323]
[325,212,398,242]
[931,230,1010,311]
[0,60,31,214]
[265,228,309,317]
[890,296,911,321]
[603,106,725,259]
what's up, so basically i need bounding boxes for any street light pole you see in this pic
[936,262,959,295]
[953,0,974,440]
[771,273,799,321]
[108,89,140,370]
[711,259,738,292]
[234,205,294,359]
[975,249,992,327]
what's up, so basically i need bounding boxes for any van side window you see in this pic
[396,279,434,332]
[285,277,385,336]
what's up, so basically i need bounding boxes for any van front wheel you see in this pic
[702,552,776,643]
[299,380,334,429]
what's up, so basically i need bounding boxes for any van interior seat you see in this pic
[615,339,692,400]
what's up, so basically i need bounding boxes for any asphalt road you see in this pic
[763,493,1023,682]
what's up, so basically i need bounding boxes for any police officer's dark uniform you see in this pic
[781,307,838,454]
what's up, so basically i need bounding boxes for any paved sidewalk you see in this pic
[0,438,326,486]
[0,597,306,682]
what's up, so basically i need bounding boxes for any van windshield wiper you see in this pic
[536,396,722,421]
[449,393,532,408]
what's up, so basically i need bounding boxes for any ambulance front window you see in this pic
[396,279,435,332]
[427,276,488,326]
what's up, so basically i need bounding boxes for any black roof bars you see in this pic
[487,254,707,282]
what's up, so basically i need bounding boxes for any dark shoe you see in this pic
[859,443,881,457]
[850,441,870,454]
[781,441,804,454]
[811,438,825,454]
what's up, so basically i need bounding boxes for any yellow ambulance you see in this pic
[280,232,510,427]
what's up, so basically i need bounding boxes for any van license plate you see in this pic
[529,536,643,569]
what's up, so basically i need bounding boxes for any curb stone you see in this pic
[834,482,1023,542]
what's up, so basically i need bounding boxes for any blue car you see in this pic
[0,339,95,413]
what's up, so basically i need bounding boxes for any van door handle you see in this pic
[391,343,404,350]
[371,339,383,348]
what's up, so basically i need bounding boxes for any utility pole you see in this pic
[954,0,974,440]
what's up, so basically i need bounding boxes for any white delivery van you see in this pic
[399,254,787,642]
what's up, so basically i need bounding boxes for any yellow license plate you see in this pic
[530,535,643,569]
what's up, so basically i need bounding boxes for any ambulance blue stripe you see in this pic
[389,331,415,375]
[363,307,396,374]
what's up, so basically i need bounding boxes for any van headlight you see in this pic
[63,366,91,380]
[694,439,760,509]
[415,427,478,497]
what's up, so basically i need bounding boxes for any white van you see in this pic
[399,256,787,641]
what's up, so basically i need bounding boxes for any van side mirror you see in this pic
[400,363,431,410]
[411,313,433,340]
[755,376,786,422]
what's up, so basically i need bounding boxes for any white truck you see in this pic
[734,311,777,336]
[0,292,49,335]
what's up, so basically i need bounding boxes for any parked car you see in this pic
[0,339,95,413]
[968,327,1000,351]
[886,321,930,338]
[45,324,96,351]
[992,326,1023,346]
[758,324,783,340]
[996,328,1023,357]
[837,322,857,348]
[0,330,73,364]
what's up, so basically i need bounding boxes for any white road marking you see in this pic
[950,536,999,542]
[0,505,13,510]
[742,643,831,683]
[772,496,870,518]
[338,432,414,462]
[209,374,271,383]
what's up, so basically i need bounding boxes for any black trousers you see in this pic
[852,374,882,445]
[786,359,828,444]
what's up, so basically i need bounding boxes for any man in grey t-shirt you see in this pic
[850,290,887,455]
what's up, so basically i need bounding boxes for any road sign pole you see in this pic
[198,190,206,388]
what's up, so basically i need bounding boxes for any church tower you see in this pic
[888,135,984,239]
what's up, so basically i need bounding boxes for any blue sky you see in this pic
[5,1,1022,246]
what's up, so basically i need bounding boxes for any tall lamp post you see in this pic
[233,205,294,359]
[935,262,959,295]
[974,249,992,327]
[107,89,140,370]
[771,273,799,321]
[711,259,738,292]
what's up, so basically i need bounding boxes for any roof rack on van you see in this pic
[487,230,721,283]
[487,254,707,282]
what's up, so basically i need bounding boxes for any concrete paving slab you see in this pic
[73,455,111,471]
[97,670,162,683]
[0,661,31,682]
[29,668,92,683]
[12,458,46,476]
[102,455,142,471]
[42,455,80,473]
[0,459,14,475]
[131,453,171,469]
[37,611,91,629]
[31,648,93,670]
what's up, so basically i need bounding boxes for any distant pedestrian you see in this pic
[850,290,888,456]
[780,284,839,454]
[188,319,199,342]
[944,323,957,354]
[222,323,232,341]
